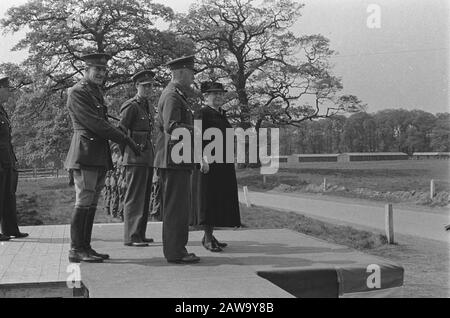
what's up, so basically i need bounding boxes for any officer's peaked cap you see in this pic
[166,55,195,71]
[81,53,112,67]
[132,70,155,84]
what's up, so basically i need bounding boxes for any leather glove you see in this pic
[125,136,141,156]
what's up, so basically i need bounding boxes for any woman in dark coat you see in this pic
[190,81,241,252]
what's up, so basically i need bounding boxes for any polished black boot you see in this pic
[85,207,109,260]
[69,207,103,263]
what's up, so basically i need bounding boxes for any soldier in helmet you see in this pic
[119,70,156,246]
[64,53,141,263]
[0,76,28,241]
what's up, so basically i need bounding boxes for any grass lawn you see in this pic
[236,160,450,206]
[16,177,120,226]
[240,204,388,250]
[240,203,449,298]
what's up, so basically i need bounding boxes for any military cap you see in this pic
[81,53,112,67]
[0,76,9,88]
[132,70,155,84]
[166,55,195,71]
[201,81,227,94]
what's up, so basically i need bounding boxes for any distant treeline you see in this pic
[280,109,450,155]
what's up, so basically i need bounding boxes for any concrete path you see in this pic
[80,223,402,298]
[239,190,450,243]
[0,224,70,285]
[0,223,404,298]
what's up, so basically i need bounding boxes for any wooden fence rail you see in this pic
[17,168,67,179]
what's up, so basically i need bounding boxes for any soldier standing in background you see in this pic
[0,76,28,241]
[149,168,162,221]
[104,169,112,214]
[64,53,141,263]
[103,143,121,218]
[120,70,156,247]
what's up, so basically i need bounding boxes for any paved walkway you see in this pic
[0,223,403,298]
[0,225,70,285]
[239,190,450,243]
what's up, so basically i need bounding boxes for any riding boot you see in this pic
[84,207,109,260]
[69,207,103,263]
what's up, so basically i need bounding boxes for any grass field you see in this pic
[236,159,450,206]
[16,177,120,226]
[240,204,449,298]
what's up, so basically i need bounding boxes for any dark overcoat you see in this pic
[190,106,241,227]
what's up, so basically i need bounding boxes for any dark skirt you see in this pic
[190,163,241,227]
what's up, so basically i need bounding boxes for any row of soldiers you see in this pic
[64,53,202,264]
[103,146,161,221]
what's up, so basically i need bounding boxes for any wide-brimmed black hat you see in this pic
[132,70,155,84]
[81,53,112,67]
[166,55,195,71]
[201,81,227,94]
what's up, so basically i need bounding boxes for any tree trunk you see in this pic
[252,119,263,168]
[236,81,254,168]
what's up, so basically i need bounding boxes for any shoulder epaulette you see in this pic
[120,98,138,113]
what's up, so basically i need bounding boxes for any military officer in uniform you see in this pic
[65,53,141,263]
[154,55,201,264]
[0,76,28,241]
[120,70,156,247]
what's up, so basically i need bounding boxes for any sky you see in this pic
[0,0,448,114]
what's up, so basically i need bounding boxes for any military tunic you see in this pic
[120,95,155,243]
[0,105,21,236]
[64,78,129,209]
[153,82,195,261]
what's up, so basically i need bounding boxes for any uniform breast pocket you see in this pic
[134,116,150,131]
[95,104,106,118]
[183,108,193,124]
[78,132,103,162]
[0,120,9,135]
[0,145,12,166]
[131,131,148,149]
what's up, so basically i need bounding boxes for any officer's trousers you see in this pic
[0,167,20,235]
[73,168,107,209]
[71,168,106,250]
[160,169,191,261]
[123,166,153,243]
